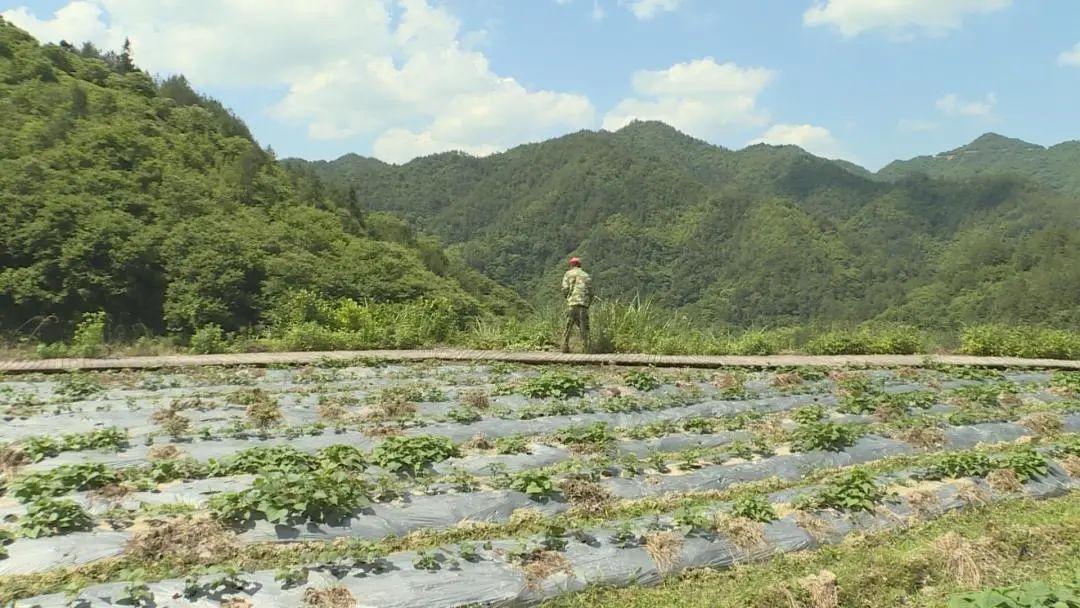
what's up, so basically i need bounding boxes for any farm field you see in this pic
[0,361,1076,607]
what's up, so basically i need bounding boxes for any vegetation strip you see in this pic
[0,438,1072,601]
[4,350,1080,373]
[541,493,1080,608]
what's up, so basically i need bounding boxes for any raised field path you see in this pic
[1,349,1078,373]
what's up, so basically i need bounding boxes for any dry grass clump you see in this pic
[220,598,253,608]
[771,372,803,388]
[1019,411,1063,435]
[147,444,184,460]
[127,517,240,566]
[643,531,683,573]
[905,489,940,519]
[986,469,1023,493]
[360,393,417,421]
[151,404,192,438]
[952,479,989,507]
[0,444,28,474]
[245,396,283,430]
[1061,455,1080,477]
[714,514,767,552]
[798,570,839,608]
[462,433,494,451]
[561,479,613,515]
[519,550,573,589]
[460,388,490,410]
[303,586,357,608]
[898,426,947,449]
[929,531,1001,588]
[794,511,833,542]
[713,372,744,391]
[894,367,920,379]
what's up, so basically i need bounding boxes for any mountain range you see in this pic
[289,122,1080,329]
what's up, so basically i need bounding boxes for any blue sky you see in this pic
[3,0,1079,169]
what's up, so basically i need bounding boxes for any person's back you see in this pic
[562,266,591,307]
[561,258,592,352]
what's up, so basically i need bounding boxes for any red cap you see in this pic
[569,257,581,267]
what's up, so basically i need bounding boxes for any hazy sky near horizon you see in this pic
[3,0,1079,169]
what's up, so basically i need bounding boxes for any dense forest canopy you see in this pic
[0,19,521,340]
[294,121,1080,330]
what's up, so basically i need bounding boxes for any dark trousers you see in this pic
[563,305,590,353]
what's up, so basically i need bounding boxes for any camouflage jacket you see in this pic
[562,268,592,307]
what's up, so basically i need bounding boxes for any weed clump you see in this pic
[127,517,239,565]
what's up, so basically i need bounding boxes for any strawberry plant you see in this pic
[209,469,371,525]
[730,493,777,523]
[510,470,557,500]
[553,422,615,452]
[372,435,458,476]
[520,371,586,399]
[791,421,862,452]
[995,448,1048,481]
[922,451,994,479]
[623,369,660,391]
[797,469,883,512]
[20,498,93,537]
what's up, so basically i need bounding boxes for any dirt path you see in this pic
[1,349,1078,372]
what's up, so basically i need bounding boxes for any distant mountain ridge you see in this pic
[291,121,1080,329]
[879,132,1080,194]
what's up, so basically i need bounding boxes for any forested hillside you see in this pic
[0,20,521,341]
[879,132,1080,195]
[293,122,1080,330]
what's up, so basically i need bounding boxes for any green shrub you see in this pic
[189,324,227,354]
[960,325,1080,359]
[70,311,106,357]
[20,498,93,537]
[11,463,120,502]
[214,445,317,476]
[317,445,367,472]
[995,448,1048,481]
[805,330,871,355]
[520,371,586,399]
[371,435,458,476]
[791,421,862,452]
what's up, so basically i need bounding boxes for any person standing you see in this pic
[561,257,592,353]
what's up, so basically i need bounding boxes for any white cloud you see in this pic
[936,92,996,117]
[2,0,596,163]
[1059,42,1080,67]
[803,0,1011,38]
[603,58,775,137]
[620,0,682,20]
[748,123,847,158]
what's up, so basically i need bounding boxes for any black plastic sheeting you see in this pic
[13,459,1075,607]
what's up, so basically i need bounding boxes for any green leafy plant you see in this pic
[446,407,481,424]
[457,541,481,562]
[610,521,639,548]
[797,469,883,512]
[11,463,120,502]
[445,466,478,492]
[274,565,309,589]
[372,435,458,476]
[791,421,862,452]
[540,522,569,551]
[995,448,1049,481]
[214,445,317,476]
[189,324,227,354]
[56,372,104,400]
[20,498,93,537]
[412,549,443,571]
[510,470,557,500]
[115,580,153,606]
[947,578,1080,608]
[209,469,370,525]
[922,451,994,479]
[494,434,530,454]
[317,445,367,473]
[729,493,777,523]
[520,371,586,399]
[791,404,825,424]
[673,506,714,534]
[623,369,660,391]
[553,422,615,452]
